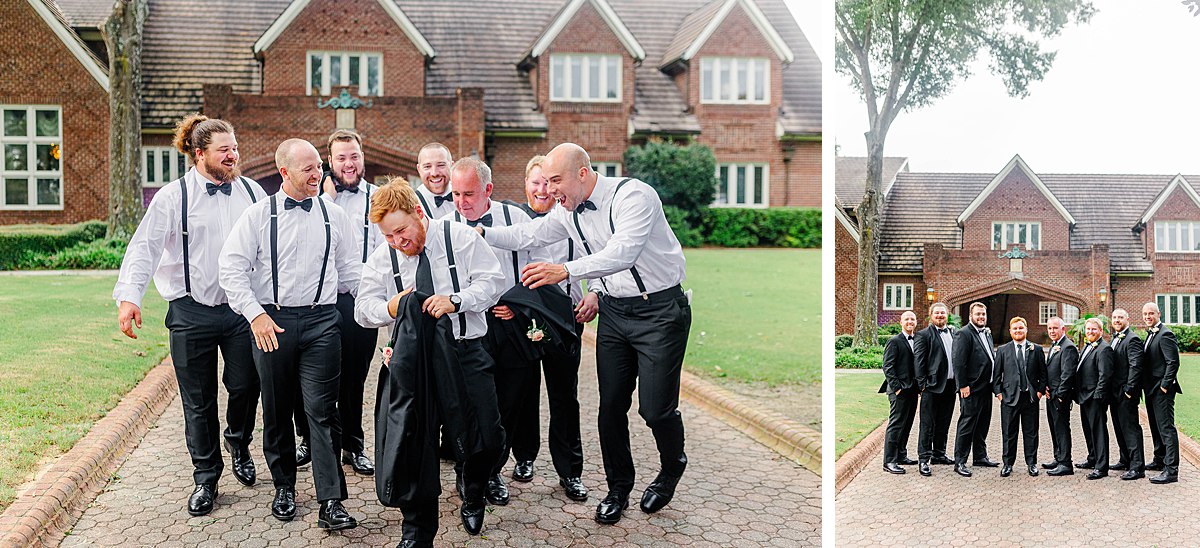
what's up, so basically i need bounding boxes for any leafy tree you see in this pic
[835,0,1094,347]
[623,140,716,225]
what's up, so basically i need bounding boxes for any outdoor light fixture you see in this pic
[926,287,936,302]
[1098,287,1108,304]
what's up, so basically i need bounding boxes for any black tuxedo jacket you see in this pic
[953,323,995,392]
[992,340,1048,406]
[1074,339,1112,404]
[1108,328,1144,400]
[1045,336,1080,400]
[880,332,918,395]
[1143,323,1183,394]
[914,324,954,393]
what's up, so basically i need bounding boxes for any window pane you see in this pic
[588,56,601,99]
[1184,223,1193,251]
[310,55,322,94]
[161,150,171,182]
[1194,224,1200,251]
[367,56,380,96]
[1158,295,1166,316]
[4,109,26,137]
[716,166,728,204]
[736,165,746,204]
[348,55,360,87]
[1005,224,1014,247]
[885,285,893,307]
[1170,223,1178,251]
[753,165,764,204]
[35,144,59,171]
[330,55,342,87]
[1170,296,1179,323]
[1030,223,1040,250]
[606,56,618,99]
[35,110,58,137]
[736,59,748,101]
[904,285,912,308]
[36,178,59,205]
[1018,223,1027,245]
[1156,223,1165,251]
[5,144,27,170]
[5,178,28,204]
[993,223,1001,249]
[177,151,187,175]
[719,60,731,101]
[551,56,564,99]
[754,60,766,101]
[1184,296,1193,324]
[701,59,713,101]
[145,150,155,183]
[570,56,582,98]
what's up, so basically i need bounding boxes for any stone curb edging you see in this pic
[833,421,885,494]
[0,359,179,548]
[582,329,822,475]
[1139,407,1200,470]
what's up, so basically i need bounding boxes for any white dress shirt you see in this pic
[451,200,553,289]
[355,218,505,339]
[327,179,385,267]
[415,183,456,220]
[219,194,362,324]
[113,168,266,308]
[519,203,584,305]
[484,175,686,298]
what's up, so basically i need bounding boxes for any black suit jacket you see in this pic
[1045,336,1080,400]
[914,324,954,393]
[880,332,918,395]
[953,323,995,392]
[1143,323,1183,394]
[1108,328,1144,400]
[992,341,1047,406]
[1074,339,1112,404]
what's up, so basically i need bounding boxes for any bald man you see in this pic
[880,311,919,474]
[1142,302,1182,484]
[220,139,362,530]
[478,143,689,525]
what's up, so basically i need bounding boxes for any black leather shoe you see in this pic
[1121,470,1145,480]
[271,487,296,521]
[1000,465,1012,477]
[954,464,972,477]
[897,457,918,466]
[973,457,999,468]
[1047,464,1074,476]
[1149,471,1178,484]
[318,500,357,531]
[1110,462,1129,471]
[395,541,432,548]
[1028,465,1039,477]
[187,483,217,516]
[296,438,312,467]
[460,497,486,535]
[918,462,932,476]
[594,492,629,524]
[1147,461,1165,471]
[512,460,534,482]
[1086,469,1108,480]
[486,474,510,506]
[455,470,465,501]
[883,462,906,474]
[342,451,375,475]
[1075,460,1095,469]
[930,455,955,465]
[225,440,255,486]
[1041,461,1058,469]
[640,472,684,513]
[559,476,588,501]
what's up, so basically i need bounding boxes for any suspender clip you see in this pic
[274,304,281,310]
[642,292,649,301]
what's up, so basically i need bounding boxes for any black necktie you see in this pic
[1017,343,1029,391]
[466,214,492,227]
[206,182,231,196]
[434,193,452,207]
[415,250,434,295]
[575,200,597,214]
[284,197,312,212]
[335,183,359,194]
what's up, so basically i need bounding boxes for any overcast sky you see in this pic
[831,0,1200,174]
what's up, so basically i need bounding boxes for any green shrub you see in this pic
[623,141,716,225]
[1171,324,1200,353]
[879,322,903,336]
[701,208,820,248]
[15,238,127,270]
[836,345,884,369]
[834,334,854,350]
[0,221,108,270]
[1068,314,1109,346]
[662,205,704,248]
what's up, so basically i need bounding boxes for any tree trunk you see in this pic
[101,0,147,240]
[853,133,885,347]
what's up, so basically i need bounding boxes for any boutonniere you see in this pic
[527,319,548,342]
[1050,345,1062,354]
[1150,326,1161,334]
[1114,332,1126,341]
[379,342,393,366]
[980,327,991,336]
[1087,340,1100,349]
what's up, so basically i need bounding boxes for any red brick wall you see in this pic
[924,243,1108,315]
[1112,275,1154,318]
[961,168,1071,251]
[260,0,425,98]
[0,1,109,225]
[834,214,859,334]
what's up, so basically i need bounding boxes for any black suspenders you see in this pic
[571,178,649,299]
[180,176,257,296]
[416,188,433,218]
[499,204,519,283]
[313,198,332,306]
[269,196,331,309]
[362,184,372,263]
[389,247,404,293]
[442,220,467,338]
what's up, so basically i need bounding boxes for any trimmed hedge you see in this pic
[663,205,704,248]
[0,221,107,270]
[1171,324,1200,353]
[702,207,820,248]
[835,345,884,369]
[15,238,127,270]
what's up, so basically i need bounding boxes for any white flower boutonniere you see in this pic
[1114,332,1126,342]
[1088,340,1100,349]
[527,319,547,342]
[1050,345,1062,355]
[1150,326,1161,334]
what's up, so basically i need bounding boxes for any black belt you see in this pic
[271,303,337,313]
[603,284,682,305]
[169,295,229,309]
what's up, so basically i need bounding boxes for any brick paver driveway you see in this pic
[837,377,1200,547]
[64,336,819,547]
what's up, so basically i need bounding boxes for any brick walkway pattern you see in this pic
[63,338,820,547]
[837,377,1200,547]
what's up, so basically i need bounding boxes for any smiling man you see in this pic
[1108,308,1145,479]
[991,317,1046,478]
[1075,317,1112,480]
[1142,301,1182,484]
[413,142,455,219]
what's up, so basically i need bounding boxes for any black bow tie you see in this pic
[906,335,914,341]
[466,214,492,227]
[284,197,312,212]
[434,193,452,207]
[335,183,359,194]
[940,327,950,334]
[575,200,597,214]
[206,182,231,196]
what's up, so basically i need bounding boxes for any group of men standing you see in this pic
[114,115,692,547]
[880,301,1182,484]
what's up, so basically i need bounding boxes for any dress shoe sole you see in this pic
[487,496,510,506]
[1121,473,1145,481]
[564,491,589,502]
[318,518,357,531]
[187,506,212,517]
[272,511,295,522]
[595,501,629,524]
[1149,477,1178,484]
[919,469,931,477]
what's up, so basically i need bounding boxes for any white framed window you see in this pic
[1061,304,1080,324]
[142,146,189,188]
[549,54,621,102]
[992,221,1041,250]
[882,283,913,311]
[592,163,621,177]
[1155,221,1200,252]
[714,163,769,207]
[1038,302,1057,325]
[700,57,769,104]
[2,105,62,210]
[1157,294,1200,325]
[307,51,382,97]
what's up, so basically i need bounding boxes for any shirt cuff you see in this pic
[112,284,144,308]
[241,302,267,325]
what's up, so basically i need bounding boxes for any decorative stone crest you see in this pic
[317,89,373,109]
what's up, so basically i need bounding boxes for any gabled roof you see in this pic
[834,206,860,242]
[26,0,109,92]
[253,0,436,58]
[520,0,646,65]
[1138,174,1200,226]
[659,0,793,70]
[52,0,112,27]
[835,156,909,211]
[956,154,1076,226]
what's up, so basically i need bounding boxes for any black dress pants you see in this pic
[255,305,347,502]
[451,339,505,501]
[165,296,260,486]
[954,385,993,465]
[1145,384,1179,475]
[999,392,1039,468]
[1080,397,1109,472]
[511,322,585,479]
[1046,396,1073,467]
[1110,394,1144,471]
[484,315,541,476]
[294,292,377,454]
[884,391,917,464]
[917,387,955,462]
[596,288,691,495]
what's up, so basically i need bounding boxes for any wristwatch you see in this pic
[449,294,462,312]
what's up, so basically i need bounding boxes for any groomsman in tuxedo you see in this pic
[914,302,957,476]
[991,317,1046,477]
[1075,318,1112,480]
[413,143,456,219]
[1043,316,1079,476]
[880,311,919,474]
[952,302,999,477]
[1142,302,1183,484]
[1108,308,1145,480]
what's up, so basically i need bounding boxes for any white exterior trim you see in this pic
[254,0,436,58]
[956,154,1076,226]
[681,0,794,63]
[529,0,646,61]
[835,207,860,242]
[1139,174,1200,226]
[25,0,109,92]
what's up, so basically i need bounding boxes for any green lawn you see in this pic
[0,274,169,511]
[682,248,820,385]
[834,369,888,458]
[1174,355,1200,441]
